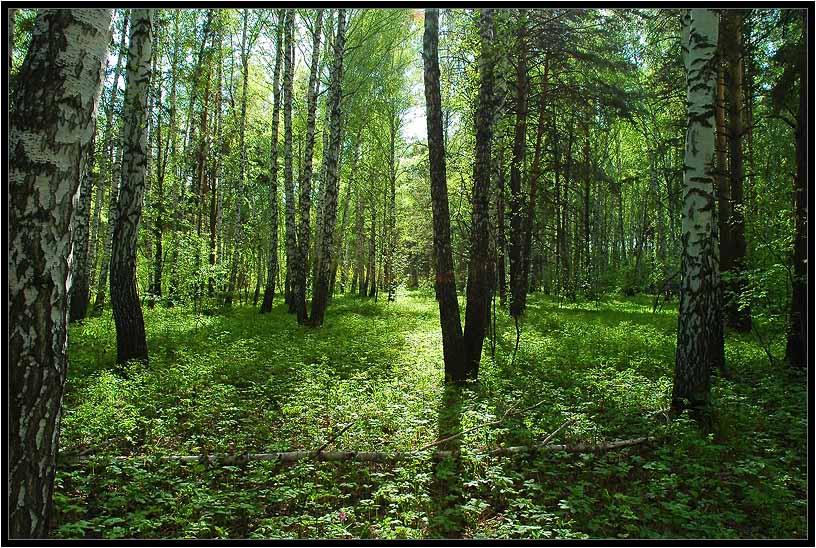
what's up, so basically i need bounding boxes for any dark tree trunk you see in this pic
[69,134,97,322]
[496,147,507,307]
[310,9,347,327]
[423,8,465,382]
[787,13,807,369]
[261,11,285,314]
[110,9,151,366]
[9,9,112,538]
[508,9,529,318]
[462,9,495,379]
[722,9,751,332]
[522,54,548,296]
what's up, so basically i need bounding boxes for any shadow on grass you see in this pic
[427,383,465,538]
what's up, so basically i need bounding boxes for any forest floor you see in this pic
[54,290,807,539]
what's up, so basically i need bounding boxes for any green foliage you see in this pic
[55,291,806,539]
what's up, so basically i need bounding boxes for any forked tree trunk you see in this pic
[672,8,722,426]
[423,8,465,382]
[9,9,112,537]
[310,9,347,326]
[462,8,495,379]
[110,9,151,366]
[261,11,285,314]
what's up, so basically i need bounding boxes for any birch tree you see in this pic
[310,9,347,326]
[9,8,112,537]
[293,9,325,324]
[110,8,152,365]
[672,8,722,425]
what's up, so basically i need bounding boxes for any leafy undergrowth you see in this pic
[53,290,807,539]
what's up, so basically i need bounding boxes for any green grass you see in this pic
[53,290,807,539]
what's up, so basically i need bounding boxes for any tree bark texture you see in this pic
[9,9,112,537]
[293,9,324,324]
[672,9,722,425]
[462,8,495,379]
[110,8,151,366]
[310,9,347,326]
[69,134,97,322]
[423,8,466,382]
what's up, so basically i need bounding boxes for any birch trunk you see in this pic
[283,11,297,310]
[9,9,112,537]
[672,9,722,425]
[110,9,151,365]
[310,9,347,326]
[293,9,324,324]
[93,10,129,313]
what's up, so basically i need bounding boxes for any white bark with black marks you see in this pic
[9,9,112,537]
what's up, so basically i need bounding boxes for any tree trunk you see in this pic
[69,134,98,322]
[261,11,285,314]
[367,188,377,299]
[722,9,751,332]
[93,10,130,314]
[522,54,549,296]
[423,8,465,382]
[110,9,151,366]
[355,176,367,296]
[673,9,722,427]
[787,12,807,369]
[282,12,296,309]
[462,9,495,379]
[310,9,347,326]
[293,9,324,324]
[9,9,112,538]
[496,146,507,306]
[508,9,529,318]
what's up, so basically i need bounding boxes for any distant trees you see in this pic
[9,9,113,537]
[672,8,721,424]
[260,10,285,314]
[110,8,152,366]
